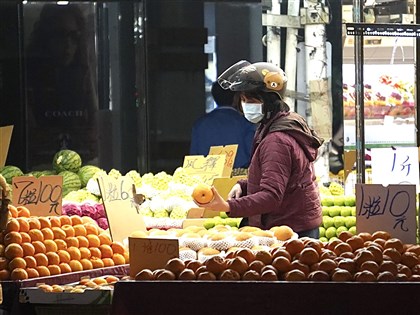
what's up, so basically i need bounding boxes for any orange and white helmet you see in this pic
[218,60,288,99]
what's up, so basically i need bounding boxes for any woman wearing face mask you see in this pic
[196,60,324,238]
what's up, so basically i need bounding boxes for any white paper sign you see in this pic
[370,147,419,190]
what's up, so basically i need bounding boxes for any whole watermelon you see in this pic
[59,170,82,197]
[0,165,24,184]
[77,165,102,188]
[53,150,82,173]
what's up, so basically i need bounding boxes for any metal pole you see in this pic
[353,0,365,184]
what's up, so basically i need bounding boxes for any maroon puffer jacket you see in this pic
[227,111,323,233]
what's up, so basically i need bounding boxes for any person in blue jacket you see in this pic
[190,81,256,168]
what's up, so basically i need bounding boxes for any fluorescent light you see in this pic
[56,1,69,5]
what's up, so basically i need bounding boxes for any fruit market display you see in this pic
[131,230,420,282]
[0,205,129,281]
[35,275,121,293]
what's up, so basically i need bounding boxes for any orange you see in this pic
[41,228,54,240]
[0,269,10,281]
[65,237,79,248]
[47,265,61,275]
[51,227,66,240]
[92,277,108,285]
[99,244,113,258]
[54,239,67,251]
[24,256,37,268]
[28,229,44,242]
[5,244,24,259]
[79,247,91,259]
[6,218,20,233]
[44,239,58,253]
[38,217,52,229]
[73,224,87,237]
[26,267,39,279]
[191,183,214,204]
[0,244,4,257]
[106,275,119,284]
[49,216,61,228]
[59,215,72,226]
[32,241,47,254]
[10,268,28,280]
[4,231,23,246]
[298,247,320,265]
[1,257,10,269]
[36,266,51,277]
[61,225,75,238]
[84,223,99,236]
[285,239,305,259]
[46,252,60,265]
[16,218,30,233]
[20,232,31,243]
[57,250,71,264]
[111,242,126,255]
[8,205,18,218]
[69,260,83,272]
[68,247,81,261]
[21,243,36,257]
[80,258,93,270]
[9,257,27,270]
[28,218,41,230]
[87,235,101,248]
[90,257,104,269]
[70,215,83,226]
[76,236,89,248]
[112,253,126,265]
[271,225,295,241]
[17,206,31,218]
[102,258,115,267]
[89,247,102,259]
[123,252,129,264]
[98,233,112,246]
[34,253,49,267]
[58,262,72,274]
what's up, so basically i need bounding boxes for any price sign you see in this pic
[0,125,13,167]
[182,155,226,185]
[97,175,146,243]
[12,176,62,216]
[128,237,179,277]
[208,144,238,177]
[356,184,417,244]
[371,147,420,190]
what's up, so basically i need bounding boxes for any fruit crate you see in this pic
[33,304,110,315]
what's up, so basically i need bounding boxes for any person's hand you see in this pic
[227,183,242,200]
[193,186,230,213]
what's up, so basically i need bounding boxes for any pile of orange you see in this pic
[0,205,129,281]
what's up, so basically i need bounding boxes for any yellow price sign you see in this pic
[182,155,226,185]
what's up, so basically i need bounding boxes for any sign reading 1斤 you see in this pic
[12,175,62,216]
[97,175,146,243]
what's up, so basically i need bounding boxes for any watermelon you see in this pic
[0,165,24,184]
[77,165,102,187]
[53,150,82,173]
[39,170,57,177]
[59,170,82,197]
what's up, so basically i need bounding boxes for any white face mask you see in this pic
[241,102,264,123]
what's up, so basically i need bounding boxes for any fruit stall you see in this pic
[1,150,420,315]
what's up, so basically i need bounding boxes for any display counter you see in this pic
[111,280,419,315]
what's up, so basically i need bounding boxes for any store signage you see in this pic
[355,184,416,244]
[208,144,238,177]
[12,175,62,216]
[370,147,420,190]
[128,237,179,277]
[97,175,146,243]
[0,125,13,167]
[182,155,226,185]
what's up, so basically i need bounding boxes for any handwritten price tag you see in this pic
[208,144,238,177]
[129,237,179,277]
[182,155,226,185]
[356,184,417,244]
[12,176,62,216]
[97,175,146,243]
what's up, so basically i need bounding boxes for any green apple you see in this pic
[322,206,330,216]
[340,207,352,217]
[345,216,357,229]
[329,236,339,242]
[344,195,356,206]
[333,196,345,206]
[336,226,348,237]
[226,218,238,228]
[219,211,228,219]
[328,206,341,217]
[325,226,337,239]
[319,226,326,238]
[203,219,215,229]
[322,216,334,229]
[319,236,328,243]
[333,216,345,228]
[349,226,357,235]
[321,196,334,207]
[350,207,356,216]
